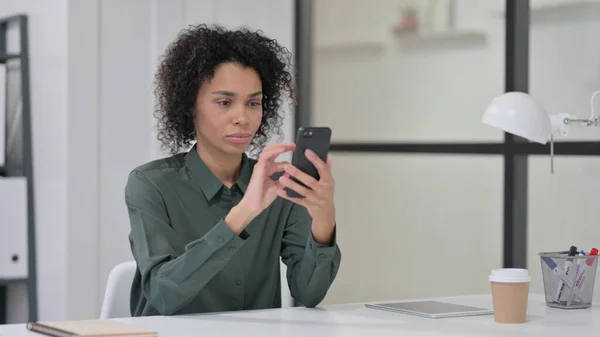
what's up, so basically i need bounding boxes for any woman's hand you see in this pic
[226,143,295,234]
[226,144,336,245]
[276,149,336,245]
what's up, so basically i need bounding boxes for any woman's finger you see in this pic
[305,149,333,183]
[278,174,314,199]
[259,143,295,163]
[276,188,310,208]
[254,144,295,177]
[283,163,319,190]
[269,161,290,176]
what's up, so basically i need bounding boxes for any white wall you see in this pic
[66,0,100,321]
[327,153,503,304]
[528,157,600,302]
[528,0,600,141]
[0,0,69,323]
[95,0,154,318]
[313,0,506,143]
[527,0,600,300]
[3,0,294,323]
[313,0,506,305]
[313,0,600,305]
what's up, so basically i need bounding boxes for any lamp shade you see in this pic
[482,92,552,144]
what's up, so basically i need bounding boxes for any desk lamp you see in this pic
[481,91,600,172]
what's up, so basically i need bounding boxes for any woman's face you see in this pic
[194,62,263,156]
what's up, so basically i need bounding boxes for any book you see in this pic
[26,320,157,337]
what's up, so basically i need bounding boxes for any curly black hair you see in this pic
[153,24,295,155]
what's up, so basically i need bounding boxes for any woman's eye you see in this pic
[217,100,231,106]
[249,101,261,107]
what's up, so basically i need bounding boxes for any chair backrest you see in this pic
[100,260,137,319]
[280,259,294,308]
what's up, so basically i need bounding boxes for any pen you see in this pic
[541,256,584,302]
[567,250,586,305]
[574,248,599,297]
[555,246,577,302]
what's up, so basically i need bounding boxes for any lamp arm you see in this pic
[557,91,600,128]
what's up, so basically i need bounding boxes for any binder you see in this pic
[0,63,6,167]
[0,176,27,279]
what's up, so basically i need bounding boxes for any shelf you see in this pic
[0,14,36,324]
[496,1,600,23]
[0,278,27,286]
[315,41,385,55]
[0,53,20,63]
[394,30,487,50]
[0,165,25,176]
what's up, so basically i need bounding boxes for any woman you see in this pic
[124,24,341,317]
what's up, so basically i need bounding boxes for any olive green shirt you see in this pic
[124,145,341,316]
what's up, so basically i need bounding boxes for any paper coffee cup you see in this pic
[489,269,530,324]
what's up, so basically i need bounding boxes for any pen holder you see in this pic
[539,252,599,309]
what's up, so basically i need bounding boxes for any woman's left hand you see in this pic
[277,149,336,244]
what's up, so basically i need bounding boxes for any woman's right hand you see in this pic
[225,143,295,234]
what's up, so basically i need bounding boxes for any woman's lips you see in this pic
[226,133,252,144]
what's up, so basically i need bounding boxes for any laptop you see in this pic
[365,300,494,319]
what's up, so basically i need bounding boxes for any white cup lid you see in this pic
[489,268,530,283]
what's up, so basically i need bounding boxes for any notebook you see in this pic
[26,320,157,337]
[365,300,494,319]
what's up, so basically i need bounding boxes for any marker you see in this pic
[575,250,585,279]
[567,250,586,305]
[541,256,584,302]
[576,249,585,276]
[555,246,577,302]
[573,248,599,297]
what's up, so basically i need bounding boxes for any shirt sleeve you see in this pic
[125,170,248,315]
[280,203,342,308]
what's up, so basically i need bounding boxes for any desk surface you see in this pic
[1,294,598,336]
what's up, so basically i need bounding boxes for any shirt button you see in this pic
[229,246,236,252]
[235,279,242,285]
[217,236,224,244]
[318,253,327,260]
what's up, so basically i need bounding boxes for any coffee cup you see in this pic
[489,268,530,323]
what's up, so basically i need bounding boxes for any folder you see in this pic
[26,320,157,337]
[0,63,6,167]
[0,176,28,279]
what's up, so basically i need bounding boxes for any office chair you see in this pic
[100,259,294,319]
[100,260,137,319]
[280,260,294,308]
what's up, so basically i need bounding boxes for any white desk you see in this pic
[1,294,598,336]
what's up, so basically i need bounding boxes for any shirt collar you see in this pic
[185,144,252,200]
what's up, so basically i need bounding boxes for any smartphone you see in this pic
[286,127,332,198]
